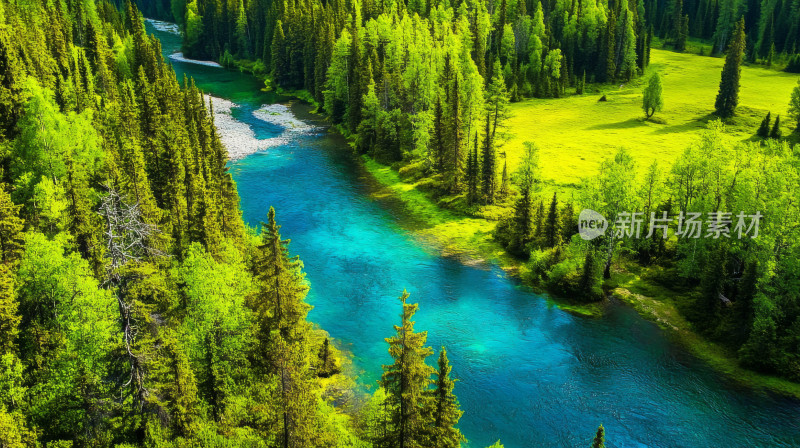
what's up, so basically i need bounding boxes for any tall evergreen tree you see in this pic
[380,290,435,448]
[757,111,772,137]
[715,18,746,117]
[430,347,465,448]
[770,115,782,139]
[591,424,606,448]
[544,193,561,248]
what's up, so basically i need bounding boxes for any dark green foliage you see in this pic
[715,19,746,118]
[591,424,606,448]
[770,115,782,139]
[757,112,772,138]
[578,249,602,302]
[431,348,465,448]
[380,290,435,448]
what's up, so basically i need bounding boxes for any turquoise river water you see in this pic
[148,21,800,448]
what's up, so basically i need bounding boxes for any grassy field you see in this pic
[504,48,800,193]
[359,47,800,397]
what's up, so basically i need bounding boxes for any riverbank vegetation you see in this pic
[0,1,522,446]
[163,0,800,393]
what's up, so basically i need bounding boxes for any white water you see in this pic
[169,52,223,68]
[145,19,180,35]
[205,97,320,160]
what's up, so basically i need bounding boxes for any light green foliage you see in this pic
[789,79,800,132]
[176,242,254,417]
[323,30,352,120]
[17,232,117,439]
[13,79,103,186]
[642,72,664,118]
[184,0,203,50]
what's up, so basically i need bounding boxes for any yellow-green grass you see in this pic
[362,157,515,266]
[505,48,800,191]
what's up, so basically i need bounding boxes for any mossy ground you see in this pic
[358,46,800,397]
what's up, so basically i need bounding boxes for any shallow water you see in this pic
[149,23,800,447]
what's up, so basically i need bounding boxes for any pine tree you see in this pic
[449,73,464,192]
[272,20,289,86]
[499,159,509,198]
[544,193,562,248]
[508,143,538,256]
[676,15,689,52]
[482,60,510,204]
[757,112,772,137]
[0,185,23,263]
[671,0,684,46]
[578,249,599,301]
[481,114,496,203]
[317,337,339,377]
[467,135,480,205]
[715,18,746,118]
[605,10,617,83]
[591,424,606,448]
[770,114,782,139]
[251,207,311,349]
[434,96,446,173]
[381,290,434,448]
[430,347,465,448]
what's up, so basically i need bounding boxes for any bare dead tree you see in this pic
[98,184,164,409]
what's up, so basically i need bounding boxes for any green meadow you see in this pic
[360,48,800,396]
[504,48,800,193]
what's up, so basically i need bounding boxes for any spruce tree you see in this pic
[251,207,311,348]
[499,159,509,198]
[578,249,599,301]
[544,193,562,248]
[770,115,782,139]
[381,290,435,448]
[467,135,480,205]
[431,347,465,448]
[272,20,289,86]
[508,143,538,256]
[481,114,496,203]
[605,10,617,83]
[757,112,772,137]
[715,18,746,118]
[449,74,464,192]
[591,424,606,448]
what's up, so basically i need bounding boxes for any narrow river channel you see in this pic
[147,20,800,448]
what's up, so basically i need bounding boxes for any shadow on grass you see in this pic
[586,117,646,130]
[650,113,717,135]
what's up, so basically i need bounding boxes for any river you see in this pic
[147,20,800,448]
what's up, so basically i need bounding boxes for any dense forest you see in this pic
[151,0,800,387]
[0,0,541,446]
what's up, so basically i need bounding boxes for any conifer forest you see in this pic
[1,0,800,446]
